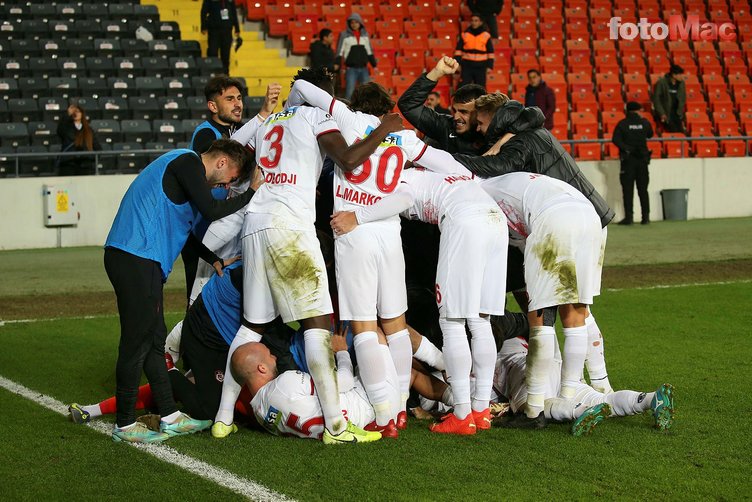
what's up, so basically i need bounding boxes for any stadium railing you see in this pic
[1,137,751,178]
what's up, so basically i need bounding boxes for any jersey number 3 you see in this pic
[344,145,404,193]
[259,125,284,169]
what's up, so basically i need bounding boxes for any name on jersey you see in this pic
[335,185,382,205]
[267,107,297,124]
[444,174,473,184]
[264,171,298,185]
[364,125,402,148]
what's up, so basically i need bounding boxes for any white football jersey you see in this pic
[244,106,339,233]
[251,370,374,440]
[399,168,501,231]
[479,172,590,245]
[329,101,428,222]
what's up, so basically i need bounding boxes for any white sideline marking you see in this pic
[605,278,752,292]
[0,312,183,327]
[0,375,295,502]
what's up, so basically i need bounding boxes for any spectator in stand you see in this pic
[525,69,556,131]
[612,102,654,226]
[652,64,686,133]
[200,0,240,75]
[336,13,377,100]
[310,29,338,74]
[454,14,494,89]
[56,104,102,176]
[425,91,451,115]
[467,0,503,39]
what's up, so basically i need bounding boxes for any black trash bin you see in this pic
[660,189,689,221]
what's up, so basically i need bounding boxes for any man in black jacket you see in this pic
[309,29,337,73]
[613,102,654,225]
[453,95,615,228]
[397,56,487,155]
[200,0,240,75]
[468,0,503,39]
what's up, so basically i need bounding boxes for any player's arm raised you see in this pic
[288,80,358,130]
[319,113,404,172]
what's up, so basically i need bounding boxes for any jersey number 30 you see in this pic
[344,145,404,193]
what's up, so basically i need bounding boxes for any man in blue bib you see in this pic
[103,139,255,443]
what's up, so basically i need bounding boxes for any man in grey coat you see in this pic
[652,65,686,133]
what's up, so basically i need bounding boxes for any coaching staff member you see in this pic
[104,139,254,442]
[613,101,654,225]
[200,0,240,75]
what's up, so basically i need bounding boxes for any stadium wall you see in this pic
[0,158,750,250]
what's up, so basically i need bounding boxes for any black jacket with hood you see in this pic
[397,73,487,155]
[452,100,615,227]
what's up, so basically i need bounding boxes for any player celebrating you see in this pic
[331,165,508,435]
[286,79,432,436]
[212,67,403,445]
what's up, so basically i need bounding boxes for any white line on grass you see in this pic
[605,278,752,292]
[0,312,184,327]
[0,375,295,502]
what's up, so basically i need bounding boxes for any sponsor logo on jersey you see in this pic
[267,107,297,124]
[264,406,282,428]
[215,370,224,382]
[364,125,402,148]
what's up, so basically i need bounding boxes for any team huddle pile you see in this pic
[68,56,675,444]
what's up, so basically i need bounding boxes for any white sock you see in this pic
[161,410,182,424]
[214,326,261,426]
[83,404,102,419]
[560,325,589,399]
[585,314,612,392]
[413,335,445,371]
[304,328,346,435]
[380,344,402,420]
[165,320,183,365]
[467,317,496,412]
[544,397,578,421]
[525,326,556,418]
[386,329,412,413]
[353,331,392,426]
[440,386,454,406]
[115,422,137,430]
[439,318,472,419]
[605,390,654,416]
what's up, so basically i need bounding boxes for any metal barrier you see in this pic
[1,136,752,178]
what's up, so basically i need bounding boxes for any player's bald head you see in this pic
[231,342,276,387]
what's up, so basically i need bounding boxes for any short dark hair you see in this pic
[293,66,335,94]
[453,84,486,104]
[204,138,252,178]
[428,91,441,99]
[204,76,245,102]
[350,82,395,117]
[527,69,541,76]
[319,28,332,39]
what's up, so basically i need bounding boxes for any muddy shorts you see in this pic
[524,202,602,311]
[242,228,333,324]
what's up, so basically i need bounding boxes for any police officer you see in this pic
[613,101,654,225]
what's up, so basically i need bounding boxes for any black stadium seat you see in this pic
[244,96,265,117]
[135,76,166,98]
[28,122,60,148]
[1,58,30,79]
[98,96,129,121]
[108,4,134,18]
[39,39,65,57]
[164,77,192,98]
[133,4,159,22]
[86,57,115,79]
[20,20,51,40]
[156,21,181,40]
[107,76,136,99]
[120,39,148,54]
[0,122,30,148]
[77,77,109,98]
[90,119,121,144]
[10,39,41,58]
[0,78,21,99]
[29,57,60,79]
[191,76,211,94]
[175,40,201,58]
[158,96,189,120]
[112,142,147,173]
[48,20,74,40]
[82,4,109,20]
[19,77,50,100]
[29,4,55,18]
[140,56,170,79]
[17,145,53,176]
[121,119,152,144]
[75,20,105,41]
[186,96,209,120]
[114,57,143,78]
[0,146,15,177]
[38,96,68,122]
[153,119,184,144]
[182,119,203,140]
[149,39,177,56]
[128,96,161,121]
[95,38,122,57]
[145,141,171,161]
[0,100,9,122]
[56,4,83,18]
[57,57,85,78]
[47,77,78,99]
[65,38,97,57]
[74,97,99,120]
[9,98,41,123]
[169,57,197,78]
[196,57,223,76]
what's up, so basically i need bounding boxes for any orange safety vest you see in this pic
[456,31,493,62]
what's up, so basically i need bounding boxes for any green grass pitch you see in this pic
[0,218,751,500]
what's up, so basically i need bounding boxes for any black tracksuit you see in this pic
[613,112,654,223]
[201,0,239,75]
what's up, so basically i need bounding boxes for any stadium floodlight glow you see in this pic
[608,15,737,41]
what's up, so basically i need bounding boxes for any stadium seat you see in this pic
[693,140,719,157]
[0,100,9,123]
[128,97,160,121]
[98,97,129,121]
[164,77,192,98]
[158,96,188,121]
[0,78,21,100]
[114,58,144,78]
[121,120,152,144]
[153,119,184,144]
[74,97,99,120]
[135,77,166,99]
[38,97,68,122]
[0,122,30,148]
[662,133,688,158]
[8,98,40,123]
[112,142,148,173]
[16,145,52,177]
[187,96,210,120]
[145,141,172,161]
[107,77,136,99]
[77,77,109,99]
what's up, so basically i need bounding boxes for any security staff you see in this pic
[612,101,654,225]
[200,0,240,75]
[454,14,494,88]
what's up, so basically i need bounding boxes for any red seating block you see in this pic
[693,140,719,157]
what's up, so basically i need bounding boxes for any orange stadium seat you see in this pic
[721,140,747,156]
[663,133,688,157]
[693,140,720,157]
[246,1,265,21]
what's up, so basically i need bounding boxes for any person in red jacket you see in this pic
[524,69,556,131]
